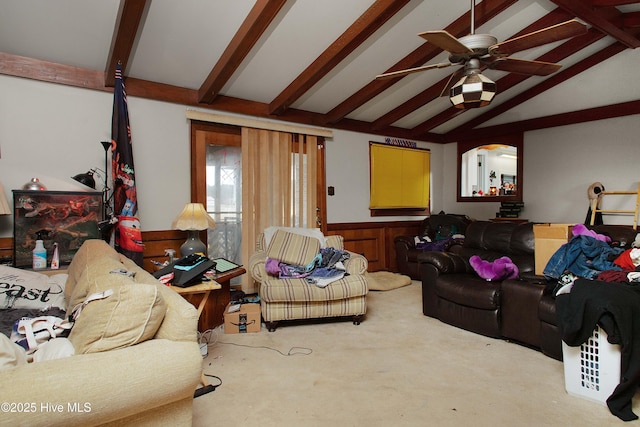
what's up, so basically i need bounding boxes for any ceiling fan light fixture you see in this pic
[449,72,496,109]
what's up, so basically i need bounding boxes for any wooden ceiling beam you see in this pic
[551,0,640,48]
[446,36,627,140]
[105,0,148,87]
[623,11,640,28]
[1,49,637,145]
[321,0,518,125]
[372,8,574,131]
[451,99,640,141]
[268,0,411,116]
[591,0,640,7]
[198,0,287,104]
[0,51,445,143]
[0,52,106,89]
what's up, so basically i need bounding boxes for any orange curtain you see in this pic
[241,128,319,293]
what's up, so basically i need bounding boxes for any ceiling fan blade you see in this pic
[489,57,561,76]
[439,68,466,97]
[376,62,453,80]
[489,19,588,57]
[418,30,473,55]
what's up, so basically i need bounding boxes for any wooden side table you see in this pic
[172,267,246,331]
[171,280,222,318]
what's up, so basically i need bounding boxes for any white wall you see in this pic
[325,129,444,223]
[1,74,638,239]
[0,75,444,237]
[0,75,192,237]
[443,115,640,225]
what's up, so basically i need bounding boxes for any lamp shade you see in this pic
[71,171,97,189]
[172,203,216,231]
[450,71,496,109]
[0,182,10,216]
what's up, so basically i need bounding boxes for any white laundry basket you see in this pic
[562,324,621,404]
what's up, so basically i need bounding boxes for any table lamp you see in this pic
[172,203,216,257]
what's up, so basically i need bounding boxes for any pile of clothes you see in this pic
[543,223,640,283]
[548,223,640,421]
[265,247,350,288]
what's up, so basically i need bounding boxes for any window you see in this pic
[206,145,242,263]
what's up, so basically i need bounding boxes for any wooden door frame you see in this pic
[189,120,327,232]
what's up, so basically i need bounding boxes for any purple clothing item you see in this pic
[265,258,281,275]
[264,257,313,279]
[572,223,611,243]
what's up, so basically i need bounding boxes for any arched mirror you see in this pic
[457,133,523,202]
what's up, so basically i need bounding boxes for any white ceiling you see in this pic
[1,0,639,142]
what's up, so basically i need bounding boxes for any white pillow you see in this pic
[263,226,327,248]
[0,266,67,310]
[0,333,27,369]
[32,338,75,363]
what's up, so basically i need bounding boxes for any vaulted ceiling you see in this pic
[1,0,639,143]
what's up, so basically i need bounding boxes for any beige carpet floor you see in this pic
[193,281,636,426]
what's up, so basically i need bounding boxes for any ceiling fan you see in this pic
[376,0,588,108]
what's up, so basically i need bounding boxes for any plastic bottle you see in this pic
[50,243,59,270]
[32,239,47,269]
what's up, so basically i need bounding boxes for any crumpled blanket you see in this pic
[415,235,464,252]
[265,247,351,288]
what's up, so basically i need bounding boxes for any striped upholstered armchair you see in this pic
[248,228,368,331]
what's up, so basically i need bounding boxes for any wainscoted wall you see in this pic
[326,220,421,272]
[0,220,423,272]
[0,231,187,272]
[0,237,11,264]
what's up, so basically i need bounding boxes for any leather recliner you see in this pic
[420,221,640,361]
[421,221,536,339]
[394,213,473,280]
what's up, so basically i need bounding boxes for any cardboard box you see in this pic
[533,224,574,275]
[224,303,261,334]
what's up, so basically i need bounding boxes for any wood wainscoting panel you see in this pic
[2,219,424,273]
[327,220,422,272]
[141,230,186,272]
[327,226,384,271]
[1,233,184,271]
[0,237,12,264]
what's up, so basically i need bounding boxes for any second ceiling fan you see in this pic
[377,1,588,108]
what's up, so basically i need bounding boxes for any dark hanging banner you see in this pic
[111,62,144,266]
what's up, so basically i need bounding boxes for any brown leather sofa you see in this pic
[420,221,639,361]
[394,213,473,280]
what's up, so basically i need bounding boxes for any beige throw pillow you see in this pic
[266,229,321,266]
[69,284,166,354]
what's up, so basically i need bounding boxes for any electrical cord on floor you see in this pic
[198,328,220,357]
[217,341,313,356]
[195,326,312,398]
[200,324,313,356]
